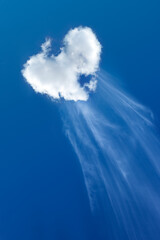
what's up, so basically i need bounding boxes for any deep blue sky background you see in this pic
[0,0,160,239]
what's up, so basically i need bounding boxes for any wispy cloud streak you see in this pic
[61,71,160,239]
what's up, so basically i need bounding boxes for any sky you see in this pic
[0,0,160,240]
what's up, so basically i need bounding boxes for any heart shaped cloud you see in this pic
[22,27,101,101]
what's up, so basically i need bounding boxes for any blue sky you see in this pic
[0,0,160,239]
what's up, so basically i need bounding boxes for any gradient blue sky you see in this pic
[0,0,160,239]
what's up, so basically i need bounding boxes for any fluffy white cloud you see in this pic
[22,27,101,101]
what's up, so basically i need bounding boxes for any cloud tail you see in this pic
[61,71,160,239]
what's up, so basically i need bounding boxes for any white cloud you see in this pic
[22,27,101,101]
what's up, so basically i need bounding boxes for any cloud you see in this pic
[22,27,101,101]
